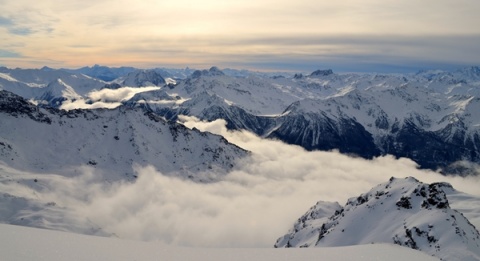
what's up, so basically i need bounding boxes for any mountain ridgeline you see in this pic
[275,177,480,260]
[1,65,480,174]
[0,90,247,182]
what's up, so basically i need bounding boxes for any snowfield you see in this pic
[0,224,438,261]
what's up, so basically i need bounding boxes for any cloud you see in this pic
[0,15,35,35]
[59,87,160,110]
[1,0,480,71]
[0,49,21,58]
[2,117,479,248]
[0,16,14,26]
[60,99,122,111]
[9,27,33,35]
[86,87,160,102]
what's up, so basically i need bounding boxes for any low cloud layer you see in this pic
[1,117,480,247]
[60,87,160,110]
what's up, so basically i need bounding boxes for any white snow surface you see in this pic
[0,224,438,261]
[275,177,480,261]
[0,93,246,182]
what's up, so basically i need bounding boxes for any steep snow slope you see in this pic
[275,177,480,261]
[0,90,247,182]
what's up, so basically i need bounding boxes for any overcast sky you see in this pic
[1,0,479,72]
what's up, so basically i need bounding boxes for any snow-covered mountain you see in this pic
[275,177,480,260]
[0,66,106,107]
[114,69,166,87]
[0,67,169,108]
[154,66,480,174]
[0,90,247,182]
[2,65,480,174]
[63,64,137,82]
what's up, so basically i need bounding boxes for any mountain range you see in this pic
[1,64,480,259]
[0,90,247,182]
[3,65,479,174]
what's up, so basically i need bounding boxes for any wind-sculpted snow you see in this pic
[275,177,480,260]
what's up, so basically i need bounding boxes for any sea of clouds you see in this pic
[1,116,479,247]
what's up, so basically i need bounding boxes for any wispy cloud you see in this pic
[0,15,35,35]
[0,49,21,58]
[8,27,33,35]
[0,16,14,26]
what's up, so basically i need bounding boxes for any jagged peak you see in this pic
[456,66,480,79]
[0,90,52,123]
[121,69,166,87]
[275,176,480,260]
[347,176,452,210]
[40,66,54,72]
[309,69,334,77]
[191,66,225,78]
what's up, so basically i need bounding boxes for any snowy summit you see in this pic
[275,177,480,260]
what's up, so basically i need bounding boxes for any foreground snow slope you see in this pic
[0,224,438,261]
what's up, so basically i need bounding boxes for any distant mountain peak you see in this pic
[191,66,225,78]
[309,69,333,77]
[121,70,166,87]
[40,66,54,72]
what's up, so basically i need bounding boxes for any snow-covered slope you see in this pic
[115,69,166,87]
[275,177,480,261]
[167,67,300,115]
[0,90,247,182]
[63,64,137,81]
[0,66,106,107]
[0,224,437,261]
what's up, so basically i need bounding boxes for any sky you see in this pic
[0,0,479,72]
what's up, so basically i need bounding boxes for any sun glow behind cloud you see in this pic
[0,0,479,71]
